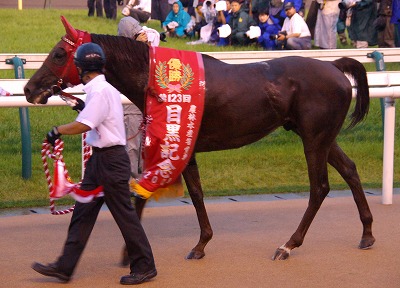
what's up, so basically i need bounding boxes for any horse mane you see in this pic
[90,33,150,109]
[91,33,149,74]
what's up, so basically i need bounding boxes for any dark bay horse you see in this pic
[24,17,375,261]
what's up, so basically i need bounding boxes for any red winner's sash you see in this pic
[133,47,205,199]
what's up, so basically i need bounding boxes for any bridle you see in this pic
[43,30,91,99]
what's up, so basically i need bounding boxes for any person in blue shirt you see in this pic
[391,0,400,46]
[257,8,281,50]
[162,1,193,37]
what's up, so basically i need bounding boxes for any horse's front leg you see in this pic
[183,156,213,259]
[120,196,148,266]
[273,148,330,260]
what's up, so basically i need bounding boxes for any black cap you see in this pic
[284,2,294,10]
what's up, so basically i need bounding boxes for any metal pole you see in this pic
[5,56,32,179]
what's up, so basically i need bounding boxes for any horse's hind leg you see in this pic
[327,142,375,249]
[273,146,331,260]
[182,156,213,259]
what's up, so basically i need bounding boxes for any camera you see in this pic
[269,34,279,40]
[269,31,286,40]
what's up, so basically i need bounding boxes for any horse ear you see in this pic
[60,15,78,41]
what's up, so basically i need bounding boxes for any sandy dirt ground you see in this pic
[1,194,399,288]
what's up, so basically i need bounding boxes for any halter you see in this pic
[40,20,98,214]
[50,79,81,102]
[43,30,92,96]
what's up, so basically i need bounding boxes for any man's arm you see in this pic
[57,121,91,135]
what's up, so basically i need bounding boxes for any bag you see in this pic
[305,0,319,39]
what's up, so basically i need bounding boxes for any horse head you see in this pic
[24,16,91,104]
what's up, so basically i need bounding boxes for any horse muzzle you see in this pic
[24,86,52,104]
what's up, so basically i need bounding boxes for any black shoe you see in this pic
[31,262,70,282]
[120,268,157,285]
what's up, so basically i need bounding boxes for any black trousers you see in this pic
[104,0,117,19]
[129,9,151,23]
[151,0,171,24]
[87,0,103,17]
[55,146,155,276]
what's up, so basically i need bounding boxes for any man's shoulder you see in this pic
[88,77,118,95]
[239,10,250,17]
[292,13,306,22]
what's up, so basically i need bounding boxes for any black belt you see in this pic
[92,145,124,152]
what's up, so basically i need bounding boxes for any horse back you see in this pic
[194,55,352,152]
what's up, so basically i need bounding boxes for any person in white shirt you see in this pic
[117,16,161,182]
[276,1,312,49]
[31,43,157,285]
[118,16,162,47]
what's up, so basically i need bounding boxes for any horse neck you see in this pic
[91,34,149,112]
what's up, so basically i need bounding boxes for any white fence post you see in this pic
[382,97,396,204]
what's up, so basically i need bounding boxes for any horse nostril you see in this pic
[24,86,32,99]
[24,87,31,97]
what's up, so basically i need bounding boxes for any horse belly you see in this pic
[195,94,283,152]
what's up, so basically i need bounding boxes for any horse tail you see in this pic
[332,57,370,129]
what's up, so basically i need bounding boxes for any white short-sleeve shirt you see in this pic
[76,75,126,148]
[282,13,311,38]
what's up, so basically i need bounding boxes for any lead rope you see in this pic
[44,82,84,214]
[42,83,98,214]
[41,135,91,215]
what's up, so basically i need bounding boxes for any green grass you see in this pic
[0,9,399,209]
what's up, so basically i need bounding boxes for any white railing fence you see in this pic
[1,49,400,204]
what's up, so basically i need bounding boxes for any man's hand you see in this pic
[72,98,85,113]
[65,98,85,113]
[277,34,286,41]
[135,32,148,43]
[46,126,61,146]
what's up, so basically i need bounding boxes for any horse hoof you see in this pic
[359,236,375,250]
[186,250,205,260]
[272,246,291,260]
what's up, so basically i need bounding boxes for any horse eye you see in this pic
[52,48,67,63]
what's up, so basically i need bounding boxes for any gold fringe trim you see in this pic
[130,177,184,201]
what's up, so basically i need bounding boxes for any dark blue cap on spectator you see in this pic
[284,2,294,10]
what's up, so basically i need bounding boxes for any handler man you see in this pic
[31,42,157,285]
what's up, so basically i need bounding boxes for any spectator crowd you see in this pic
[90,0,399,49]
